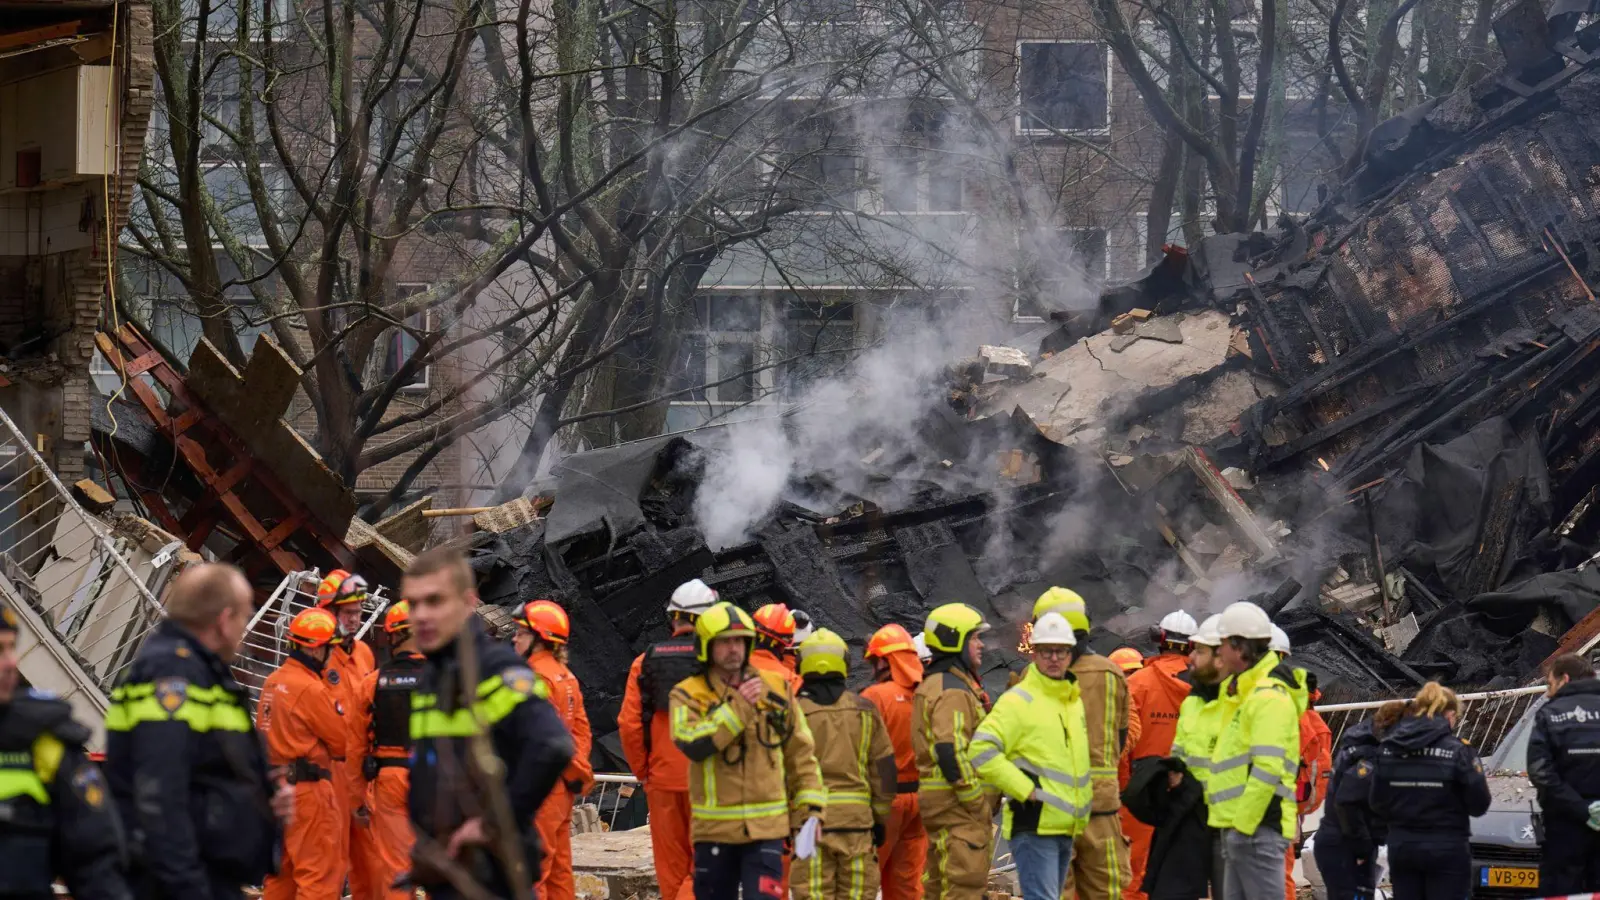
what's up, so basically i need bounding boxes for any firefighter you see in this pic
[618,579,718,900]
[914,603,994,900]
[0,598,132,900]
[315,569,378,897]
[1109,648,1144,674]
[514,600,595,900]
[861,623,928,900]
[1370,683,1489,900]
[669,602,826,900]
[1528,653,1600,893]
[351,601,423,900]
[1269,627,1330,900]
[971,612,1092,900]
[1120,611,1195,900]
[792,610,815,646]
[791,628,895,900]
[752,603,804,690]
[404,548,575,898]
[1040,590,1134,900]
[1206,602,1304,900]
[260,608,348,900]
[105,563,286,900]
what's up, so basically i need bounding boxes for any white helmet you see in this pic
[913,632,932,662]
[1159,610,1198,640]
[1217,601,1273,640]
[1269,624,1291,656]
[1030,612,1077,647]
[792,609,815,644]
[668,579,718,617]
[1192,614,1224,647]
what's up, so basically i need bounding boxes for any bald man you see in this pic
[105,564,291,900]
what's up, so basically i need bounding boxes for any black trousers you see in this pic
[1540,818,1600,895]
[693,839,785,900]
[1311,831,1376,900]
[1386,839,1471,900]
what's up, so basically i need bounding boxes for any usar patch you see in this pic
[72,765,106,808]
[155,677,189,714]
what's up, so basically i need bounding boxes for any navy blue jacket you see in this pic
[1369,715,1491,843]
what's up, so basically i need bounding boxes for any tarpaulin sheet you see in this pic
[1468,566,1600,631]
[542,435,682,546]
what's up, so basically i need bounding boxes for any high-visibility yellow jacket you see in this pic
[670,666,826,843]
[1170,680,1225,788]
[796,680,896,831]
[1069,650,1131,814]
[970,664,1092,839]
[913,660,993,830]
[1206,652,1307,839]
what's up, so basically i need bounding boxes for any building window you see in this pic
[770,104,860,211]
[783,0,856,22]
[375,287,431,392]
[878,104,963,213]
[1018,41,1110,134]
[372,77,430,174]
[123,249,277,361]
[1015,227,1109,320]
[781,299,856,398]
[202,164,289,245]
[669,294,766,404]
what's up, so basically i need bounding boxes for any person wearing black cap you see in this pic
[0,597,133,899]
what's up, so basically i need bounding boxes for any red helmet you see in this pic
[865,623,916,659]
[316,570,369,608]
[515,600,571,645]
[288,608,338,648]
[752,603,796,646]
[383,601,412,634]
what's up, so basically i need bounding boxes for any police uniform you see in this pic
[1369,714,1490,900]
[104,619,280,900]
[1529,675,1600,893]
[0,687,131,900]
[407,619,574,898]
[1313,720,1382,900]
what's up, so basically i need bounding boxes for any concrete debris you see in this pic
[1134,316,1184,344]
[979,345,1033,382]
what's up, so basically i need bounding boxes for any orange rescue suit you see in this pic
[531,648,595,900]
[861,650,928,900]
[260,652,348,900]
[619,634,699,900]
[1121,653,1191,900]
[1284,702,1334,900]
[327,639,376,898]
[751,648,803,693]
[352,650,425,900]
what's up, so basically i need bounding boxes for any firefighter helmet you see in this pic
[316,570,369,608]
[288,608,338,648]
[924,603,990,655]
[753,603,797,646]
[1033,587,1090,632]
[797,628,849,677]
[517,600,571,645]
[1218,601,1273,640]
[383,601,412,634]
[1109,647,1144,672]
[668,579,718,618]
[694,602,757,663]
[865,623,917,659]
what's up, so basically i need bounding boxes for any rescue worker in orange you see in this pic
[514,600,595,900]
[316,569,380,900]
[1121,612,1197,900]
[752,603,804,691]
[618,579,719,900]
[861,623,928,900]
[349,601,423,900]
[260,608,347,900]
[1271,627,1331,900]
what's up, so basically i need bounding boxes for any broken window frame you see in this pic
[1015,39,1113,137]
[1012,225,1110,322]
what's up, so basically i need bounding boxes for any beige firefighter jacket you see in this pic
[796,685,896,831]
[1069,650,1132,813]
[912,661,995,830]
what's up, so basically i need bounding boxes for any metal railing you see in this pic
[0,408,170,719]
[230,568,393,702]
[1318,685,1546,761]
[586,774,645,831]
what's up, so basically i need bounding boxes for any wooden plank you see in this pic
[0,21,80,53]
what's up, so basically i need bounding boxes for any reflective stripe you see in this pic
[1182,755,1214,771]
[105,682,253,734]
[829,790,871,803]
[795,789,827,809]
[672,703,721,743]
[0,767,48,805]
[1276,783,1296,801]
[693,799,791,820]
[1211,754,1249,773]
[712,704,743,734]
[1011,689,1034,703]
[1250,745,1288,759]
[1015,757,1092,788]
[410,676,534,739]
[1036,790,1091,818]
[1208,784,1246,803]
[970,745,1002,768]
[1250,767,1282,786]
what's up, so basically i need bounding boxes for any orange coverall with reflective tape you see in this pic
[261,655,349,900]
[327,639,376,896]
[619,649,696,900]
[1121,653,1192,900]
[1284,703,1333,900]
[349,650,424,900]
[861,649,928,900]
[531,648,594,900]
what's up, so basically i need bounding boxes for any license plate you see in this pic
[1480,866,1538,889]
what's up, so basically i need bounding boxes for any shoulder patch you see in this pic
[1355,762,1370,777]
[501,666,545,698]
[154,677,189,714]
[71,764,106,808]
[174,645,192,658]
[327,669,341,686]
[1473,758,1483,773]
[0,604,15,629]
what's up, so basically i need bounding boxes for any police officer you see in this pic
[1369,682,1490,900]
[105,562,288,900]
[1529,653,1600,893]
[1317,700,1405,900]
[402,547,574,899]
[0,598,132,900]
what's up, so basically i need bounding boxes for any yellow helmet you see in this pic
[924,603,990,655]
[1033,587,1090,632]
[797,628,849,677]
[694,602,757,663]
